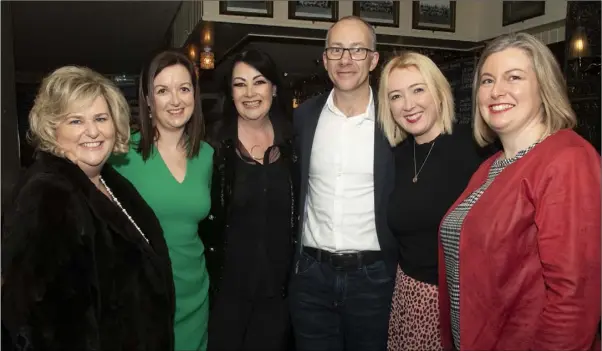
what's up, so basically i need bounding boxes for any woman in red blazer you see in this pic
[438,32,601,351]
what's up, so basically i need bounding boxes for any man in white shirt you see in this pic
[289,16,397,351]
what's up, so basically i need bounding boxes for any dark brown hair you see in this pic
[222,48,292,123]
[137,50,205,160]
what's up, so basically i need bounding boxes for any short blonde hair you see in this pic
[28,66,131,157]
[378,51,455,146]
[473,32,576,146]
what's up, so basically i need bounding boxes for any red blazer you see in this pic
[438,129,601,351]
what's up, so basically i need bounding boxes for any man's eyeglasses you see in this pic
[324,47,373,61]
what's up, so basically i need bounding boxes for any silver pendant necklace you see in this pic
[100,176,149,243]
[413,140,436,183]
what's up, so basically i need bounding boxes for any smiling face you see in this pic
[477,47,544,137]
[151,63,195,132]
[55,95,115,176]
[232,61,274,121]
[387,66,441,143]
[323,18,379,93]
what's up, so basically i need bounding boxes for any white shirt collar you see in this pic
[325,87,375,121]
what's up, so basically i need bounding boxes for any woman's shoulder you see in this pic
[392,137,412,156]
[14,154,78,198]
[12,166,74,208]
[201,140,215,154]
[196,141,215,159]
[540,129,597,154]
[533,129,600,170]
[3,156,86,247]
[110,132,145,170]
[185,141,215,171]
[129,129,141,142]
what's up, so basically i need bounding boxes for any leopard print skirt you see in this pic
[387,267,443,351]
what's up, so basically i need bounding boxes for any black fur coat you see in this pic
[1,152,175,351]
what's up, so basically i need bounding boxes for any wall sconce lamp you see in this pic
[200,47,215,70]
[201,22,214,47]
[202,30,213,47]
[569,26,590,60]
[569,25,590,79]
[188,45,197,61]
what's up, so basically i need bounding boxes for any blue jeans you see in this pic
[289,251,394,351]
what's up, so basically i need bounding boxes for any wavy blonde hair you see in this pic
[473,32,576,146]
[378,51,455,146]
[28,66,131,156]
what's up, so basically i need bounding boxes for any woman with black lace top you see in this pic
[199,49,298,351]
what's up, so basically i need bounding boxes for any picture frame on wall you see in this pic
[412,1,456,32]
[289,1,338,22]
[352,1,400,27]
[219,1,274,17]
[502,1,545,26]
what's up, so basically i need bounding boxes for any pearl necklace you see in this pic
[100,176,149,244]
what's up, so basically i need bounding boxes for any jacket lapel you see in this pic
[298,94,328,226]
[300,95,327,178]
[373,121,392,218]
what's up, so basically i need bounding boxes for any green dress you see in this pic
[111,133,213,351]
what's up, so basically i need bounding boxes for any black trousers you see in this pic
[207,294,290,351]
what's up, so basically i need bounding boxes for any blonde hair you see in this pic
[28,66,131,157]
[473,32,576,146]
[378,51,455,146]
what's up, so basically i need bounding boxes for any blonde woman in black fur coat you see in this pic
[1,66,175,351]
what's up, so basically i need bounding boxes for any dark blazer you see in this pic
[200,112,300,303]
[292,93,398,276]
[1,152,175,351]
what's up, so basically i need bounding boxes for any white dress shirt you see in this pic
[302,89,380,252]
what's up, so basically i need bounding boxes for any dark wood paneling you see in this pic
[2,2,22,206]
[565,1,601,152]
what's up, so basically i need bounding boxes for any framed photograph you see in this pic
[502,1,545,26]
[219,1,273,17]
[412,1,456,32]
[353,1,400,27]
[289,1,338,22]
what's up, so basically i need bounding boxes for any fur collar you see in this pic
[31,152,166,256]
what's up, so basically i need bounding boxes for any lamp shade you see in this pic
[200,50,214,70]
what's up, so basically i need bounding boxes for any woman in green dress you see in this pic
[111,50,212,351]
